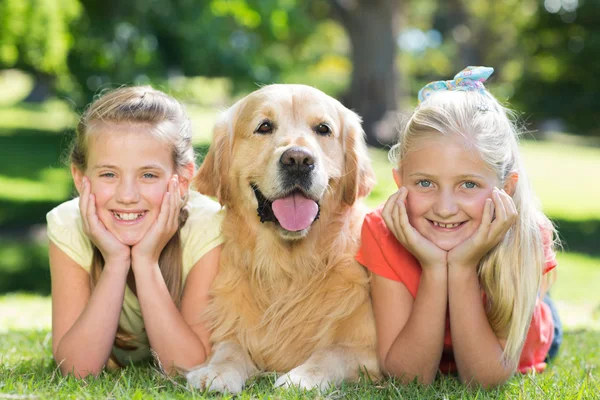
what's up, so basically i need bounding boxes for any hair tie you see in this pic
[418,66,494,104]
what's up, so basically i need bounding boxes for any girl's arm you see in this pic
[448,267,515,387]
[373,186,449,384]
[50,242,129,377]
[131,244,222,374]
[447,189,519,387]
[371,267,447,385]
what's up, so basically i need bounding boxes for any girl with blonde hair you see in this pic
[47,86,223,377]
[356,67,561,387]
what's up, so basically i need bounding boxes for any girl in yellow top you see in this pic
[46,86,223,378]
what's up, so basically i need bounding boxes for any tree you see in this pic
[330,0,400,146]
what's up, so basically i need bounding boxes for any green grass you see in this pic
[0,293,599,399]
[1,249,599,398]
[0,323,598,399]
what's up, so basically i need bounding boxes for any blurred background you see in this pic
[0,0,599,330]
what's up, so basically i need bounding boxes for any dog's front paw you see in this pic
[274,365,331,392]
[186,365,245,394]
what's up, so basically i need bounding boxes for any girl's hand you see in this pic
[382,187,447,270]
[79,177,131,265]
[447,188,518,270]
[131,176,181,265]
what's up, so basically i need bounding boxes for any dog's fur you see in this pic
[186,84,380,392]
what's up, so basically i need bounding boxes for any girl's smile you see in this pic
[111,210,149,223]
[428,219,466,230]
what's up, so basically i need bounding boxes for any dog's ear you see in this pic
[194,109,234,206]
[340,108,376,206]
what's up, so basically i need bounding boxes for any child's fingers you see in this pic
[79,179,89,231]
[383,189,403,219]
[489,189,512,241]
[87,193,102,236]
[88,194,100,225]
[171,179,182,230]
[394,189,413,243]
[497,189,518,233]
[158,191,170,230]
[494,188,508,221]
[478,198,494,235]
[382,189,404,232]
[166,177,176,229]
[390,202,407,244]
[169,177,179,229]
[501,189,518,221]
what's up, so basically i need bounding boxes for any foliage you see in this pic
[0,0,81,91]
[514,0,600,135]
[396,0,537,98]
[65,0,342,103]
[2,0,600,137]
[396,0,598,137]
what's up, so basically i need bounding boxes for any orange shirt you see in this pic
[356,206,557,374]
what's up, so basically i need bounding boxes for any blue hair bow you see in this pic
[417,66,494,104]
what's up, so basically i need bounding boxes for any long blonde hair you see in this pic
[389,89,557,368]
[69,86,195,362]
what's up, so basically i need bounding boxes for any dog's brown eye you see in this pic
[315,124,331,136]
[255,121,273,134]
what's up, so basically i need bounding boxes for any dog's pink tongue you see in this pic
[272,192,319,231]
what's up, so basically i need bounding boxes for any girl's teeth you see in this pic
[113,212,144,221]
[433,221,460,228]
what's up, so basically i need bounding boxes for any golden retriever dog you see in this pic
[186,84,379,393]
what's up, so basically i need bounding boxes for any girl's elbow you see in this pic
[459,371,512,389]
[57,360,105,379]
[53,346,107,379]
[383,354,436,386]
[159,350,208,376]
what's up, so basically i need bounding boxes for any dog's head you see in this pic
[194,84,375,240]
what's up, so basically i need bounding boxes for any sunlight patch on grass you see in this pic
[365,146,396,208]
[521,140,600,220]
[0,294,51,333]
[0,100,77,134]
[553,252,600,305]
[184,104,221,145]
[0,168,72,202]
[552,252,600,330]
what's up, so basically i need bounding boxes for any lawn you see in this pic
[1,293,599,400]
[1,100,600,398]
[1,313,599,399]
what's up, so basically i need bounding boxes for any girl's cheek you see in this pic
[465,193,491,216]
[91,183,111,198]
[148,184,169,205]
[404,193,423,222]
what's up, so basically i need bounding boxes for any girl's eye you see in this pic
[463,181,477,189]
[255,121,273,134]
[417,180,432,188]
[315,123,331,136]
[142,173,157,179]
[100,172,115,178]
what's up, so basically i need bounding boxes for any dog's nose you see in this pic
[280,147,315,174]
